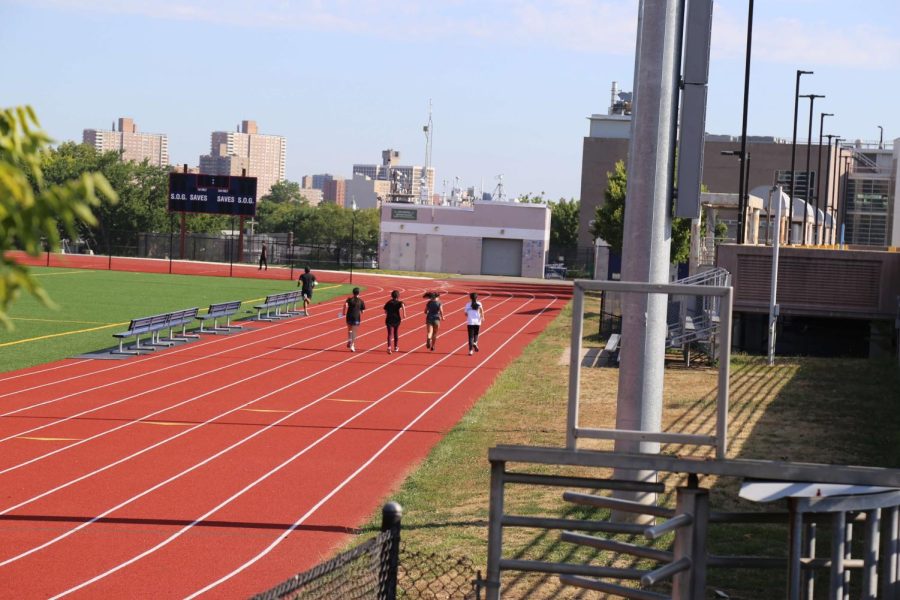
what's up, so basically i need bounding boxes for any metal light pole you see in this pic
[878,125,884,149]
[736,0,755,244]
[788,70,813,245]
[830,137,843,244]
[721,149,747,241]
[815,112,833,244]
[840,155,852,247]
[799,93,824,245]
[822,133,836,245]
[768,185,784,366]
[349,197,357,283]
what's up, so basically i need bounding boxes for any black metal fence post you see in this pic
[379,501,403,600]
[168,213,174,274]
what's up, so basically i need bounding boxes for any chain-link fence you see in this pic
[398,543,482,599]
[250,529,396,600]
[250,504,483,600]
[38,228,378,275]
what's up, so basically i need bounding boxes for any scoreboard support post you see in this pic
[180,212,186,259]
[180,164,188,260]
[238,216,246,264]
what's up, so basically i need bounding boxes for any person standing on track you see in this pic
[424,291,444,351]
[258,242,268,271]
[383,290,406,354]
[464,292,485,356]
[297,266,317,315]
[341,287,365,352]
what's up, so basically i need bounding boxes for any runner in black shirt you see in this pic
[258,242,268,271]
[424,292,444,352]
[297,266,317,315]
[383,290,407,354]
[341,287,366,352]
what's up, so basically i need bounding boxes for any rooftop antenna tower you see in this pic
[491,174,505,202]
[420,99,433,204]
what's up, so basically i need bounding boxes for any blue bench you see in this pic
[254,291,301,321]
[113,311,189,354]
[198,301,243,334]
[158,307,200,345]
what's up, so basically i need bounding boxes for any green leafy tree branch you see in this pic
[0,106,117,328]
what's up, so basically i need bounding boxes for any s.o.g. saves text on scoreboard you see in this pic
[168,173,258,216]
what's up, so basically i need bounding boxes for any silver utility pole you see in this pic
[768,185,783,366]
[614,0,682,492]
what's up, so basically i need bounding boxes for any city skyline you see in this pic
[2,0,899,201]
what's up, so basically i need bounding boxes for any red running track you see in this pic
[0,256,571,599]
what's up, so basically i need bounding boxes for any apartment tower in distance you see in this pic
[83,117,169,166]
[199,120,286,197]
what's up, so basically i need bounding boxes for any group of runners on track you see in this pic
[298,268,485,355]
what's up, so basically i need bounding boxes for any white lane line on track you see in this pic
[0,289,389,440]
[187,294,558,598]
[0,277,377,399]
[0,286,451,471]
[0,291,360,404]
[1,290,516,573]
[0,360,91,384]
[45,290,549,598]
[0,290,482,510]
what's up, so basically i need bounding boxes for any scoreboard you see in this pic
[168,173,258,216]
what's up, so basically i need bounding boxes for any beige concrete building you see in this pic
[199,120,286,197]
[379,201,550,277]
[579,112,899,252]
[83,117,169,166]
[353,149,435,204]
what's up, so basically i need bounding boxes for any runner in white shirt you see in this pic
[464,292,485,356]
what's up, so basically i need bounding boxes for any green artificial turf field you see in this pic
[1,267,350,373]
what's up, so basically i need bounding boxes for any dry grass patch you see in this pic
[362,301,900,598]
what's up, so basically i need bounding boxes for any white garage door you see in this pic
[480,238,522,277]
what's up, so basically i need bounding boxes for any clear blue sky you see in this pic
[2,0,898,201]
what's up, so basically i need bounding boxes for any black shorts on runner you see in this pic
[302,289,313,300]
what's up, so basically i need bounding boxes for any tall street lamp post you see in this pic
[878,125,884,149]
[831,137,844,245]
[822,133,837,245]
[815,112,833,244]
[721,149,750,242]
[349,197,358,284]
[800,93,824,245]
[788,70,813,244]
[736,0,755,244]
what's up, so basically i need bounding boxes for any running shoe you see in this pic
[350,344,356,352]
[474,343,479,352]
[387,345,392,354]
[394,346,400,352]
[468,349,474,356]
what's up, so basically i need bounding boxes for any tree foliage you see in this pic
[514,193,580,255]
[0,106,117,328]
[549,198,580,253]
[590,159,692,264]
[590,160,627,253]
[255,199,380,261]
[262,179,305,204]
